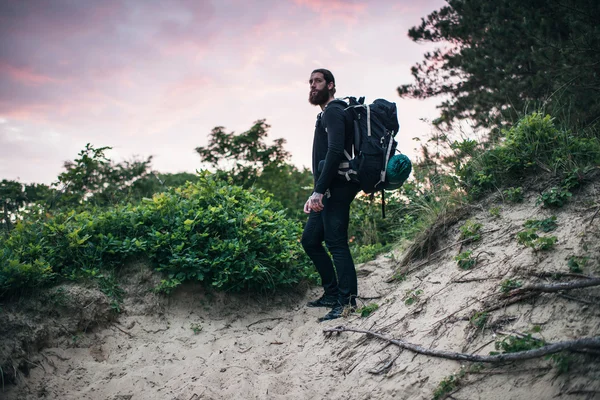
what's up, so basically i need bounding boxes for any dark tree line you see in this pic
[399,0,600,130]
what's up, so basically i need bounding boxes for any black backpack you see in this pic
[320,97,410,217]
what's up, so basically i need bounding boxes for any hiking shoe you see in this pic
[306,294,338,308]
[318,304,355,322]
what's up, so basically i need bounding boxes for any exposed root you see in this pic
[323,326,600,364]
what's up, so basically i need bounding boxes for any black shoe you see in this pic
[306,294,338,308]
[318,304,356,322]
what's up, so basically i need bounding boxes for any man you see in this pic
[302,69,360,322]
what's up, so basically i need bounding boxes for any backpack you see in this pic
[332,97,412,217]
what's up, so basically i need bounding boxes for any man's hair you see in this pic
[312,68,336,96]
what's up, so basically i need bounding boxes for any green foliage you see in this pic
[195,120,312,220]
[404,289,423,306]
[190,323,203,334]
[352,243,391,264]
[399,0,600,129]
[470,311,488,329]
[433,374,458,400]
[489,207,501,219]
[503,187,524,203]
[536,187,572,208]
[459,220,482,242]
[500,279,522,293]
[517,229,558,251]
[456,114,600,198]
[54,143,154,209]
[0,173,313,298]
[568,256,588,273]
[524,216,558,232]
[493,334,545,354]
[356,303,379,318]
[455,250,476,270]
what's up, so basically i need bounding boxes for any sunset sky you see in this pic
[0,0,446,184]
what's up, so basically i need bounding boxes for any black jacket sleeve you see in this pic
[314,104,346,194]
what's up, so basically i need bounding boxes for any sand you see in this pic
[2,181,600,400]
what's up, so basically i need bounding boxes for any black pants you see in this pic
[301,181,360,306]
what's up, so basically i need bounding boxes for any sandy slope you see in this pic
[3,180,600,400]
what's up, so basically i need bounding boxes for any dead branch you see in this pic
[480,293,538,314]
[532,272,598,280]
[558,293,598,305]
[508,278,600,296]
[247,317,285,329]
[323,326,600,364]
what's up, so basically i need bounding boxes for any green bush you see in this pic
[0,172,314,297]
[458,113,600,198]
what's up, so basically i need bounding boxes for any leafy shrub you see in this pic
[517,229,558,251]
[503,187,524,203]
[459,220,482,242]
[352,242,391,264]
[500,279,522,293]
[492,333,545,354]
[489,206,501,218]
[0,173,313,297]
[458,113,600,198]
[455,251,476,270]
[536,187,572,208]
[524,216,558,232]
[357,303,379,317]
[568,256,588,273]
[470,311,488,329]
[404,289,423,306]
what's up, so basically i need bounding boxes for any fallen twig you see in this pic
[532,272,597,280]
[368,352,401,375]
[509,278,600,296]
[112,324,134,338]
[558,293,598,305]
[323,326,600,363]
[480,293,538,314]
[247,317,285,329]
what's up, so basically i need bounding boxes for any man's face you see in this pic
[308,72,331,106]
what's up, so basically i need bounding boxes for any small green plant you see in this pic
[503,187,524,203]
[459,220,483,242]
[391,272,407,282]
[356,303,379,318]
[500,279,522,293]
[404,289,423,306]
[524,216,558,232]
[536,187,572,208]
[454,250,476,270]
[567,256,588,273]
[190,322,202,334]
[517,229,558,251]
[470,311,488,329]
[433,374,459,400]
[489,206,501,218]
[492,333,545,354]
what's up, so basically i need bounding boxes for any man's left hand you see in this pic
[309,192,324,212]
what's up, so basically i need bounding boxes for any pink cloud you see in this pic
[293,0,367,21]
[0,62,63,86]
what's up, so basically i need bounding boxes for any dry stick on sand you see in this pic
[323,326,600,363]
[507,278,600,296]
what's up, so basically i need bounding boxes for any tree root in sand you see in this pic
[323,326,600,364]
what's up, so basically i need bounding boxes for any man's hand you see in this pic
[309,192,324,212]
[303,198,311,214]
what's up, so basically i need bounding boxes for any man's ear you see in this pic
[328,81,334,91]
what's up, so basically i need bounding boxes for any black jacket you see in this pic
[312,100,353,194]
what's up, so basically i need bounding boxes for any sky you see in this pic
[0,0,446,184]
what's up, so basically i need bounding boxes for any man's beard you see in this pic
[309,86,330,106]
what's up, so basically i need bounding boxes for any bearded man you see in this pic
[302,69,360,321]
